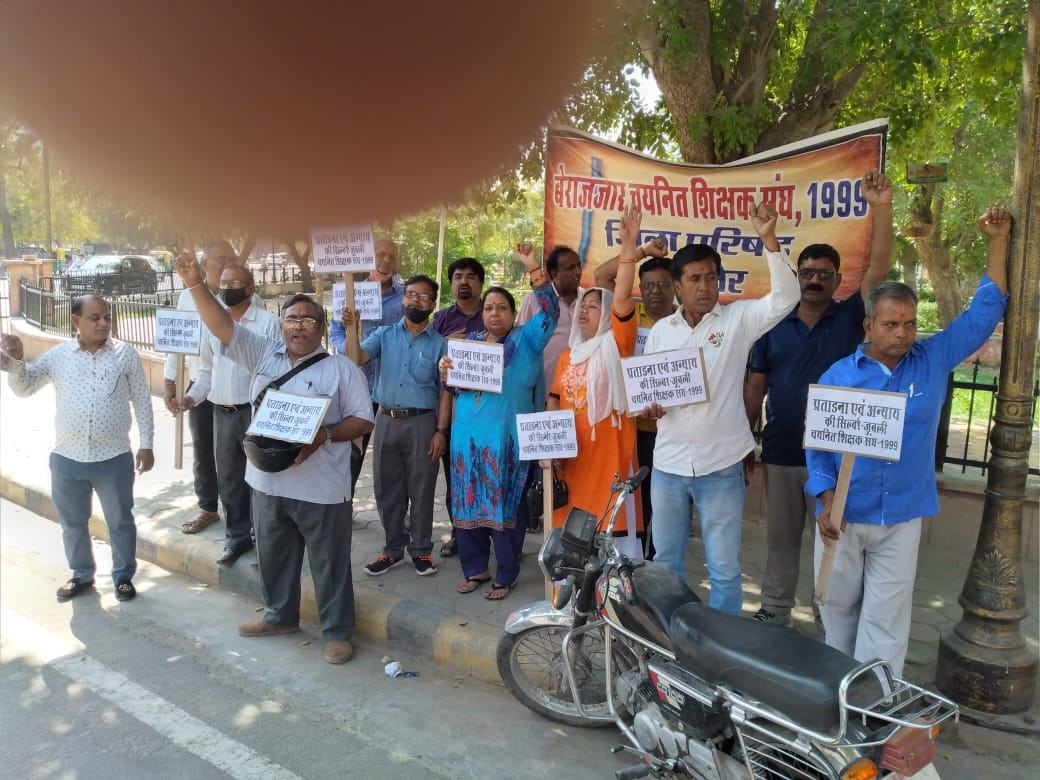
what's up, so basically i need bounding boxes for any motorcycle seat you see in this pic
[669,603,879,734]
[629,563,702,648]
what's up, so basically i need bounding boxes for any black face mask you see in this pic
[403,306,430,324]
[221,287,250,307]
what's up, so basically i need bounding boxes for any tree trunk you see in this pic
[897,239,917,294]
[908,186,961,327]
[0,168,15,258]
[286,241,314,292]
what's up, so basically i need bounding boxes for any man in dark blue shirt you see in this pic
[744,171,893,627]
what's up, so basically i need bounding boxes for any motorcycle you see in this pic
[498,468,958,779]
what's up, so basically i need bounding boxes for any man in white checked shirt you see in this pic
[2,295,155,603]
[175,265,280,565]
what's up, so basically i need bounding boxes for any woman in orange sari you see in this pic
[547,203,644,558]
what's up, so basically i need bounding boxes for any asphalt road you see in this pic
[0,499,623,779]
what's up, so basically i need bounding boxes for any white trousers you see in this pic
[814,518,922,678]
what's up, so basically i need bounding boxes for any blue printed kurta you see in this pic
[450,285,559,529]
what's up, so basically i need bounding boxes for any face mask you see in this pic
[221,287,249,307]
[403,306,430,324]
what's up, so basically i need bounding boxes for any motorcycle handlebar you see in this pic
[624,466,650,493]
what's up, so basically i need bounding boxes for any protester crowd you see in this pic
[0,171,1014,676]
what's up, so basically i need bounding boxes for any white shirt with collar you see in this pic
[187,301,281,406]
[7,337,155,463]
[646,248,799,477]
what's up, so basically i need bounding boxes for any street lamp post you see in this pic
[935,0,1039,714]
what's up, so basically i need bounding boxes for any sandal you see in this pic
[484,581,517,601]
[181,510,219,534]
[457,574,492,594]
[56,577,95,603]
[440,538,458,558]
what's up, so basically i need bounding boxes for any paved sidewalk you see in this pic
[2,376,1038,754]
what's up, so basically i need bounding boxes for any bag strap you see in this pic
[268,352,329,391]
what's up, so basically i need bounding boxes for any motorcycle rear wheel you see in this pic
[497,623,636,728]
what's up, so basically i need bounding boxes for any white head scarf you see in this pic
[567,287,628,436]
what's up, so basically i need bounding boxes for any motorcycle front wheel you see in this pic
[496,623,636,728]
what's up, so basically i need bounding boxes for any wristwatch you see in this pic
[323,427,334,446]
[436,427,449,435]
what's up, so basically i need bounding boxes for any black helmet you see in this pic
[243,435,302,473]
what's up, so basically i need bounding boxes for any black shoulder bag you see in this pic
[251,352,330,414]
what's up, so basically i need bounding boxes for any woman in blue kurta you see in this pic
[439,248,559,600]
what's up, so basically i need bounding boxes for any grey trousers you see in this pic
[760,464,816,616]
[213,405,253,545]
[252,491,355,641]
[372,410,438,558]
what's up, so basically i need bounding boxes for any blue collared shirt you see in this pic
[361,319,447,409]
[805,276,1007,525]
[329,276,405,390]
[751,292,866,466]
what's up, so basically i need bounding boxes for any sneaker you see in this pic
[412,555,438,576]
[364,554,404,576]
[753,607,792,627]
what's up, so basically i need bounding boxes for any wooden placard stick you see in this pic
[343,273,361,364]
[173,353,186,470]
[814,451,855,604]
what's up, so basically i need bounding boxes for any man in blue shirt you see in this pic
[745,171,893,626]
[329,236,405,494]
[806,207,1011,676]
[347,275,452,577]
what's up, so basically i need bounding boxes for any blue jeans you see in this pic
[50,451,137,582]
[650,462,745,615]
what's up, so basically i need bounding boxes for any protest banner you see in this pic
[154,309,202,355]
[445,338,504,393]
[804,384,907,602]
[331,281,382,321]
[516,410,578,461]
[246,390,331,445]
[310,225,376,273]
[154,309,203,470]
[620,348,709,413]
[544,120,887,303]
[635,326,650,356]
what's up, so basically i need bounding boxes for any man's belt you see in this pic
[215,403,252,413]
[379,406,434,419]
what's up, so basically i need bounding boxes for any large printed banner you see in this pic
[544,120,887,303]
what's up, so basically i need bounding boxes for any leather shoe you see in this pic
[324,639,353,664]
[217,541,253,565]
[238,619,300,637]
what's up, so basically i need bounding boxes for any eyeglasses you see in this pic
[403,291,434,303]
[283,316,320,328]
[640,281,672,292]
[798,268,836,281]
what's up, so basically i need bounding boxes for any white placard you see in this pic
[332,281,382,321]
[446,338,504,393]
[804,384,907,460]
[635,326,651,356]
[246,389,331,445]
[311,225,376,273]
[621,347,709,412]
[154,309,202,355]
[516,410,578,461]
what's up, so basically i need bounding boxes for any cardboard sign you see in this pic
[516,410,578,461]
[332,281,382,321]
[804,384,907,460]
[635,326,651,356]
[621,347,709,412]
[154,309,202,355]
[310,225,376,273]
[446,338,504,393]
[246,389,331,445]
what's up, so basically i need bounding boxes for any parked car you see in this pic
[64,254,158,296]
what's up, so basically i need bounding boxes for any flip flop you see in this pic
[181,510,219,534]
[457,574,492,594]
[440,538,458,558]
[484,581,517,601]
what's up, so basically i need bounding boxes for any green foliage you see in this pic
[916,300,940,331]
